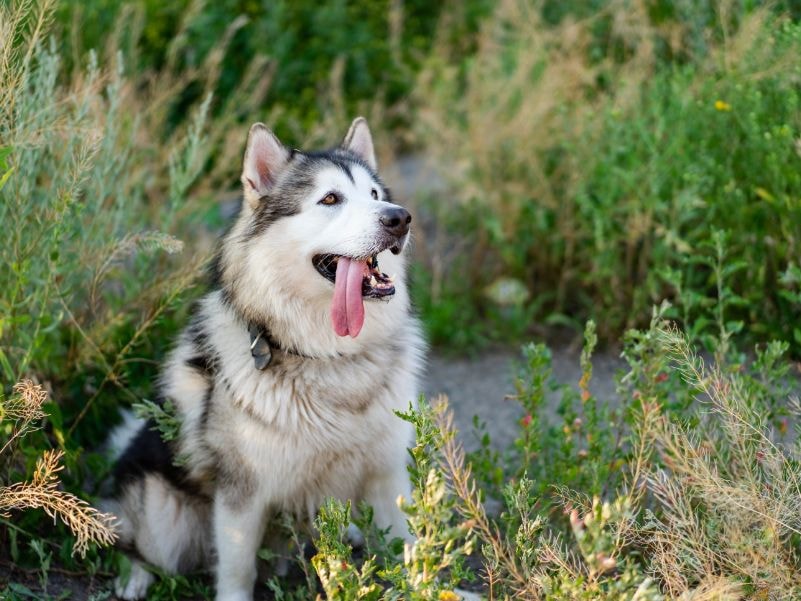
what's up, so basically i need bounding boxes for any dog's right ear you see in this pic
[241,123,290,208]
[342,117,377,171]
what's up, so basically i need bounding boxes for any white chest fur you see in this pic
[164,292,423,519]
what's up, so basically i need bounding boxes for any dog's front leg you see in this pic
[213,493,267,601]
[364,469,483,601]
[363,466,415,544]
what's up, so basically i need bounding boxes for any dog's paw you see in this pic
[215,592,253,601]
[346,523,365,548]
[114,560,154,600]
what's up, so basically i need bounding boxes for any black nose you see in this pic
[379,207,411,237]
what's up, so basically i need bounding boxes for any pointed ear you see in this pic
[241,123,290,206]
[342,117,377,171]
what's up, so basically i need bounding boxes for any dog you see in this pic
[104,118,425,601]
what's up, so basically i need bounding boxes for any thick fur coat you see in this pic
[104,118,425,601]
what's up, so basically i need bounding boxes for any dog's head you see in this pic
[218,118,413,355]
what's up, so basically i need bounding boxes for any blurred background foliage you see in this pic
[54,0,493,141]
[42,0,801,353]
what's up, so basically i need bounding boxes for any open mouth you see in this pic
[312,254,395,299]
[314,253,396,338]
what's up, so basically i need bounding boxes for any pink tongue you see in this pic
[330,257,367,337]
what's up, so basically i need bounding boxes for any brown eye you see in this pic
[371,188,378,200]
[320,193,339,205]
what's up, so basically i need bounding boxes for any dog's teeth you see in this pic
[388,273,396,282]
[370,276,378,287]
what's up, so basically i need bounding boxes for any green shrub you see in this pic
[0,0,260,572]
[302,306,801,599]
[412,1,801,353]
[54,0,493,139]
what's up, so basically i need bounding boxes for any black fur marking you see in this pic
[305,148,371,180]
[302,151,356,184]
[184,317,217,376]
[244,192,302,241]
[381,184,394,204]
[186,316,208,350]
[186,354,214,377]
[112,419,209,499]
[208,248,225,290]
[183,317,217,433]
[219,283,234,311]
[199,384,214,434]
[326,156,354,183]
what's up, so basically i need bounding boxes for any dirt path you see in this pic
[423,344,625,451]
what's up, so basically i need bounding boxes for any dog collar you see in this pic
[248,322,315,369]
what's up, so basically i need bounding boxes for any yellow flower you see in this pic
[439,592,460,601]
[714,100,732,111]
[755,187,775,202]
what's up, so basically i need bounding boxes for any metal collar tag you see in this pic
[248,324,273,370]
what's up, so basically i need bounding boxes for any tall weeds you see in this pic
[644,326,801,598]
[0,381,116,558]
[0,0,269,565]
[393,312,801,599]
[413,0,801,350]
[0,0,276,420]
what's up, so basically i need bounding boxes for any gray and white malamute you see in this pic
[105,118,424,601]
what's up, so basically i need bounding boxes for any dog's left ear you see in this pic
[342,117,377,171]
[242,123,290,208]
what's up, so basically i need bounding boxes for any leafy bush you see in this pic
[412,1,801,352]
[310,404,475,600]
[54,0,492,139]
[299,306,801,600]
[0,0,260,575]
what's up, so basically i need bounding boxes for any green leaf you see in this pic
[7,582,37,598]
[0,146,12,170]
[0,165,13,191]
[0,346,16,383]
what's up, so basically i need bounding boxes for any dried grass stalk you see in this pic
[0,449,117,557]
[1,381,117,557]
[0,379,48,455]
